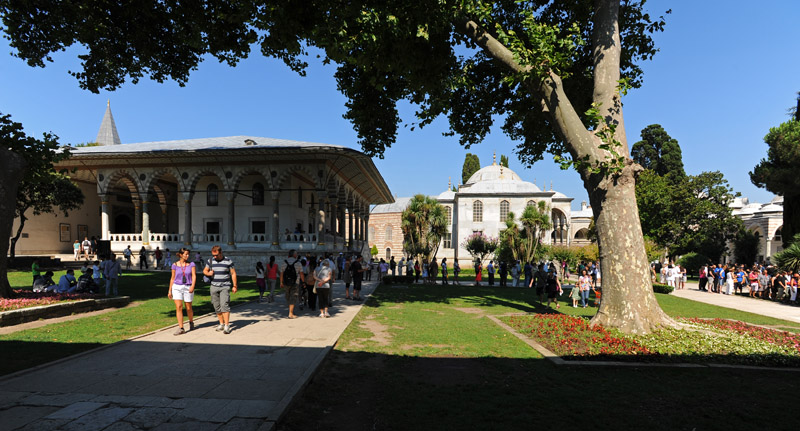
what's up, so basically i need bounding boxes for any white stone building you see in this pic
[370,156,577,267]
[11,103,394,270]
[730,196,784,262]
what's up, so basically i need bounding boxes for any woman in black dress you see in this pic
[546,270,562,309]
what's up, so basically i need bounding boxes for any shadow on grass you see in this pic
[280,348,800,431]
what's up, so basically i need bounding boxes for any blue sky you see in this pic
[1,0,798,209]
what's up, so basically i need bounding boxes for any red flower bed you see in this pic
[682,317,800,355]
[505,314,652,359]
[0,290,100,312]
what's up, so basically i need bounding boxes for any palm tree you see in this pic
[401,194,449,262]
[774,234,800,273]
[519,201,551,263]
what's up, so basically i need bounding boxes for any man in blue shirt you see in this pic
[487,261,495,286]
[56,270,77,293]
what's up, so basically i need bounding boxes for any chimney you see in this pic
[581,201,587,211]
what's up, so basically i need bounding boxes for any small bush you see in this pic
[652,283,674,294]
[678,252,709,278]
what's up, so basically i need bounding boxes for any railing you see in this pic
[283,234,317,243]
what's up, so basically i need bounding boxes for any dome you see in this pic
[465,164,523,184]
[437,189,456,200]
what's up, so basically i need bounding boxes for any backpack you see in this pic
[203,258,213,283]
[284,259,298,285]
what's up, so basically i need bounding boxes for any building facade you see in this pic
[11,103,394,270]
[369,157,578,267]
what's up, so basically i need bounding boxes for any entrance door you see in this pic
[205,219,221,242]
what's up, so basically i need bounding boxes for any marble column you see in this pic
[182,192,193,246]
[348,208,354,249]
[317,194,327,245]
[99,194,110,240]
[134,200,142,235]
[160,204,169,232]
[271,193,280,245]
[330,203,338,247]
[141,200,151,245]
[226,192,236,248]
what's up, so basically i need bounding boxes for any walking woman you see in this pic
[546,270,562,309]
[256,261,266,303]
[475,261,483,286]
[453,260,460,285]
[314,259,333,318]
[266,256,278,302]
[578,270,592,308]
[304,256,318,312]
[168,248,196,335]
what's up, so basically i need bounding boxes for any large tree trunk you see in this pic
[9,213,27,265]
[0,148,28,298]
[781,193,799,249]
[584,162,675,333]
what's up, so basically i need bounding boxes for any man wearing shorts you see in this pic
[280,249,305,318]
[204,245,238,334]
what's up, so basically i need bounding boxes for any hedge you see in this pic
[652,283,674,294]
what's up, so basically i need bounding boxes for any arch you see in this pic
[500,200,510,221]
[526,200,536,208]
[773,225,783,241]
[186,168,227,193]
[386,247,392,260]
[102,169,142,196]
[231,167,272,192]
[140,167,182,194]
[473,200,483,222]
[574,228,589,240]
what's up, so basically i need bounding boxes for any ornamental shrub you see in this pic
[652,283,674,294]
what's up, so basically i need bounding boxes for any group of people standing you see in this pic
[698,263,799,304]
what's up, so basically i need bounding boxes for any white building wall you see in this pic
[9,181,102,255]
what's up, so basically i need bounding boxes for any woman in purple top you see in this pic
[168,248,197,335]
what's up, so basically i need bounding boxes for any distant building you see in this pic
[11,102,394,270]
[369,155,581,266]
[730,196,784,262]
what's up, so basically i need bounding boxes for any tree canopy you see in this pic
[630,124,685,178]
[461,153,481,184]
[401,194,448,261]
[750,116,800,248]
[1,0,675,333]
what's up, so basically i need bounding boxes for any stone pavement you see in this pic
[672,283,800,324]
[0,280,378,431]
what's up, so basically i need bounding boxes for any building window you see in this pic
[500,200,510,221]
[445,206,452,226]
[386,225,393,241]
[473,200,483,222]
[527,200,535,208]
[207,184,218,206]
[443,235,452,249]
[252,183,264,206]
[369,226,375,241]
[251,219,266,234]
[386,248,391,260]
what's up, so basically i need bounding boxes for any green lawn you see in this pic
[281,283,800,431]
[0,269,261,376]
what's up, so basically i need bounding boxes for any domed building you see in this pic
[729,195,784,262]
[369,154,574,266]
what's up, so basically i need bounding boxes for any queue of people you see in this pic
[697,262,798,304]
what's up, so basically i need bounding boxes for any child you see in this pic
[256,261,266,302]
[570,282,581,307]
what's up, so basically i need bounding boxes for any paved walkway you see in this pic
[672,283,800,324]
[0,280,378,431]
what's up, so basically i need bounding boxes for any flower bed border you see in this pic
[487,313,800,372]
[0,296,131,327]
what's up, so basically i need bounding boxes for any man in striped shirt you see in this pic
[203,245,238,334]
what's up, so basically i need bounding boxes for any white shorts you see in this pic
[171,284,194,302]
[750,283,759,291]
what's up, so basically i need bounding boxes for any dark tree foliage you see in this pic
[733,229,760,266]
[750,116,800,248]
[500,154,509,167]
[461,153,481,184]
[630,124,685,179]
[0,113,71,297]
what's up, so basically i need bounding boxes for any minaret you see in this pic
[96,100,122,146]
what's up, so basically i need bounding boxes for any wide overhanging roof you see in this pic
[58,136,394,205]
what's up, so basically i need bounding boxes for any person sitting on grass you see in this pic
[56,269,78,293]
[76,268,99,293]
[33,271,55,292]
